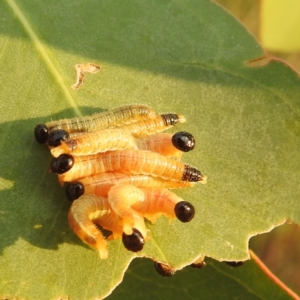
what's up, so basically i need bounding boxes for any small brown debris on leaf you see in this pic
[71,63,101,90]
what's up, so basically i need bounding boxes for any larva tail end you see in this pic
[178,115,186,123]
[199,175,207,184]
[182,165,201,182]
[99,247,109,259]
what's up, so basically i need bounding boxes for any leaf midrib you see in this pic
[5,0,81,116]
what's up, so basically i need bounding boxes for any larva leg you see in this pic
[68,194,117,259]
[65,172,194,201]
[108,184,145,235]
[51,128,138,157]
[97,150,205,183]
[132,187,195,223]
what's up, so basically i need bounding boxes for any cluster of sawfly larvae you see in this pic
[34,104,207,262]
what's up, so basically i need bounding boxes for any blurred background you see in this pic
[214,0,300,294]
[215,0,300,72]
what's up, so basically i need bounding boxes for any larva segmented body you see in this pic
[46,104,157,132]
[108,185,195,234]
[108,184,145,235]
[124,113,186,138]
[68,194,112,259]
[68,194,147,259]
[34,104,157,144]
[137,133,183,158]
[52,131,183,158]
[67,172,194,200]
[132,187,186,222]
[56,150,206,184]
[58,113,186,149]
[51,128,138,157]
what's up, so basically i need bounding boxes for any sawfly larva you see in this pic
[51,128,138,157]
[65,172,194,201]
[108,184,195,234]
[34,104,156,144]
[68,194,147,258]
[132,187,195,223]
[51,130,192,158]
[47,113,187,149]
[50,150,207,184]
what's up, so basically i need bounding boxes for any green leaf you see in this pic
[260,0,300,52]
[0,0,299,299]
[109,257,291,300]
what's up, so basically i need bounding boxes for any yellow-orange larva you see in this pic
[132,187,193,223]
[68,194,111,259]
[50,128,138,157]
[108,185,194,231]
[51,131,183,158]
[65,172,194,201]
[53,150,206,184]
[47,112,185,151]
[46,104,157,132]
[34,104,156,144]
[68,194,147,258]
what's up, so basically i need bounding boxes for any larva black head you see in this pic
[47,129,70,147]
[122,228,145,252]
[225,261,245,268]
[34,124,49,144]
[154,262,176,277]
[182,165,202,182]
[161,113,180,126]
[65,181,84,201]
[174,201,195,222]
[50,154,74,174]
[172,131,195,152]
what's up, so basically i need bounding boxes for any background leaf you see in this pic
[260,0,300,52]
[109,256,291,300]
[0,0,299,299]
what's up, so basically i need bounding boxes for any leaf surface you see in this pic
[0,0,299,299]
